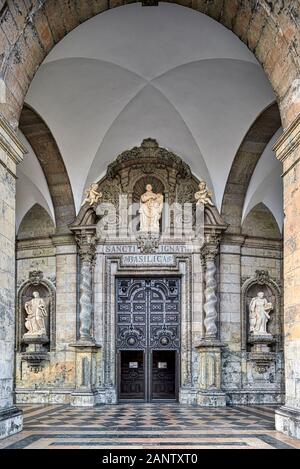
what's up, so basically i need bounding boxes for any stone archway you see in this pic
[221,102,281,233]
[0,0,300,440]
[19,105,75,230]
[0,1,298,128]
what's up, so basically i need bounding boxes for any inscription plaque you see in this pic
[122,254,175,266]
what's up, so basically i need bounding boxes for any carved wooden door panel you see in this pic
[119,351,145,399]
[116,277,180,401]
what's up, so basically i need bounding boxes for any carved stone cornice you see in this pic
[106,138,191,187]
[274,113,300,164]
[0,113,27,166]
[136,232,160,253]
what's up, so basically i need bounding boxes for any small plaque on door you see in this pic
[158,362,167,369]
[129,362,138,368]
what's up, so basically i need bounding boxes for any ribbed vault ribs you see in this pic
[19,105,75,229]
[221,102,281,233]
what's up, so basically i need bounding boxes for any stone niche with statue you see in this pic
[241,270,283,381]
[17,270,56,372]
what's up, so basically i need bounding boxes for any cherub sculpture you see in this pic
[194,180,214,206]
[81,183,102,207]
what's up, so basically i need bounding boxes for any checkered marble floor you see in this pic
[1,404,300,449]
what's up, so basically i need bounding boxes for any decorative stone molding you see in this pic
[136,231,160,253]
[0,113,26,168]
[274,113,300,165]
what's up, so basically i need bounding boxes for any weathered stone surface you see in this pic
[19,105,75,229]
[221,103,281,232]
[0,115,25,439]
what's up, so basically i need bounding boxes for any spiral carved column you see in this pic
[197,236,226,406]
[75,231,96,343]
[69,230,100,406]
[202,246,219,340]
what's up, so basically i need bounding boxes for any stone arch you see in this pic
[19,104,76,230]
[221,102,281,233]
[241,202,281,239]
[17,203,55,240]
[0,1,299,128]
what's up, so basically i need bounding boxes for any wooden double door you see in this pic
[116,277,180,402]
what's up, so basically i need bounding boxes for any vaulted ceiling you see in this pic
[16,3,283,232]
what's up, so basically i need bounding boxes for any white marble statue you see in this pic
[24,291,48,337]
[81,183,102,206]
[249,292,273,335]
[195,180,214,206]
[139,184,163,233]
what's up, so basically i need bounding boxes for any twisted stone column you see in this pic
[75,231,96,343]
[202,244,219,340]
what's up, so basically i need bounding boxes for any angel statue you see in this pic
[81,183,102,207]
[194,180,214,206]
[249,292,273,336]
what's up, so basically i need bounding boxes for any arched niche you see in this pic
[17,204,55,240]
[17,271,56,352]
[241,270,282,352]
[242,203,281,240]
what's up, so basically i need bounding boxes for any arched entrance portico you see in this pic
[0,1,300,441]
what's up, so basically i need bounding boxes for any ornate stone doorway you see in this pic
[116,277,180,402]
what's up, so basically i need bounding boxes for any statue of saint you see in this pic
[139,184,163,233]
[81,183,102,206]
[195,180,214,206]
[24,291,48,337]
[249,292,273,335]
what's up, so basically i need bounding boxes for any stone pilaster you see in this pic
[0,114,26,438]
[274,114,300,439]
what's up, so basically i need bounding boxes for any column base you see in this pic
[197,390,227,407]
[0,406,23,439]
[70,391,98,407]
[179,387,198,405]
[97,387,118,404]
[275,405,300,440]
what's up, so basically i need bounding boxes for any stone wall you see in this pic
[15,235,78,404]
[219,233,283,405]
[0,115,25,439]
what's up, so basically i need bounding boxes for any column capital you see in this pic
[273,113,300,169]
[0,114,27,175]
[201,231,221,262]
[74,229,97,262]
